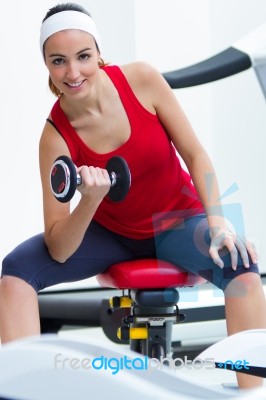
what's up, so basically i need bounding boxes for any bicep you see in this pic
[39,122,71,236]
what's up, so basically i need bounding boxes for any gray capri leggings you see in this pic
[1,214,259,293]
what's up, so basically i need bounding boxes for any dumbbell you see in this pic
[50,155,131,203]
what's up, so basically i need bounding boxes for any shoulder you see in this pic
[118,62,170,111]
[120,61,163,87]
[120,61,158,76]
[39,117,69,157]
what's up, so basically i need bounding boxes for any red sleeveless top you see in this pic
[50,65,203,238]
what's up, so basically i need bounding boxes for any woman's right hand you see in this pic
[76,165,111,203]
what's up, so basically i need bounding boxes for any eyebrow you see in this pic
[48,47,92,58]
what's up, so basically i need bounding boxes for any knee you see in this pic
[2,251,20,273]
[0,276,36,299]
[1,253,35,294]
[225,272,262,298]
[2,254,18,283]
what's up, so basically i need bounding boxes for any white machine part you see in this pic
[0,333,265,400]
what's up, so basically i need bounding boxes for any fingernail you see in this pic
[245,263,250,268]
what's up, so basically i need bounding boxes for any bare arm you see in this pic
[39,121,110,263]
[124,62,257,269]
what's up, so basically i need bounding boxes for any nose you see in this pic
[65,61,80,81]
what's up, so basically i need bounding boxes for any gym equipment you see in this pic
[163,23,266,100]
[97,259,206,358]
[0,334,265,400]
[197,329,266,378]
[50,155,131,203]
[95,23,266,382]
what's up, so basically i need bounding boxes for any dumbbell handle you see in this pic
[76,170,117,187]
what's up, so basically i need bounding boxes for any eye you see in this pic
[52,57,65,65]
[78,53,91,61]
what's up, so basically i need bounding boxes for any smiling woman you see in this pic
[41,4,107,97]
[45,29,100,95]
[0,2,266,390]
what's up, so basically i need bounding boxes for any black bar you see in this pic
[163,47,252,89]
[215,363,266,378]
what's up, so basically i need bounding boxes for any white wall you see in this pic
[134,0,214,158]
[209,0,266,270]
[134,0,266,272]
[1,0,266,281]
[0,1,53,259]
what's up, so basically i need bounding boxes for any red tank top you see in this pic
[50,65,203,238]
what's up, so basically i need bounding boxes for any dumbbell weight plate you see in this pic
[50,155,77,203]
[50,155,131,203]
[106,156,131,202]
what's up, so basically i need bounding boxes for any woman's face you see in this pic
[44,29,100,98]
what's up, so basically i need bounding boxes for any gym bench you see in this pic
[97,259,206,359]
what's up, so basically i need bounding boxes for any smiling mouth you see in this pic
[65,81,84,88]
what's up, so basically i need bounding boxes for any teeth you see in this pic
[68,82,82,87]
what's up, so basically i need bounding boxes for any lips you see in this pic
[65,80,84,88]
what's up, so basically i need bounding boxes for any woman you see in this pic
[1,2,265,389]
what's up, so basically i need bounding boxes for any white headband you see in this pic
[40,10,102,55]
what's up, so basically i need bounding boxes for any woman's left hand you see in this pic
[209,227,258,270]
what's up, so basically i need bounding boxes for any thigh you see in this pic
[155,214,259,290]
[1,221,134,293]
